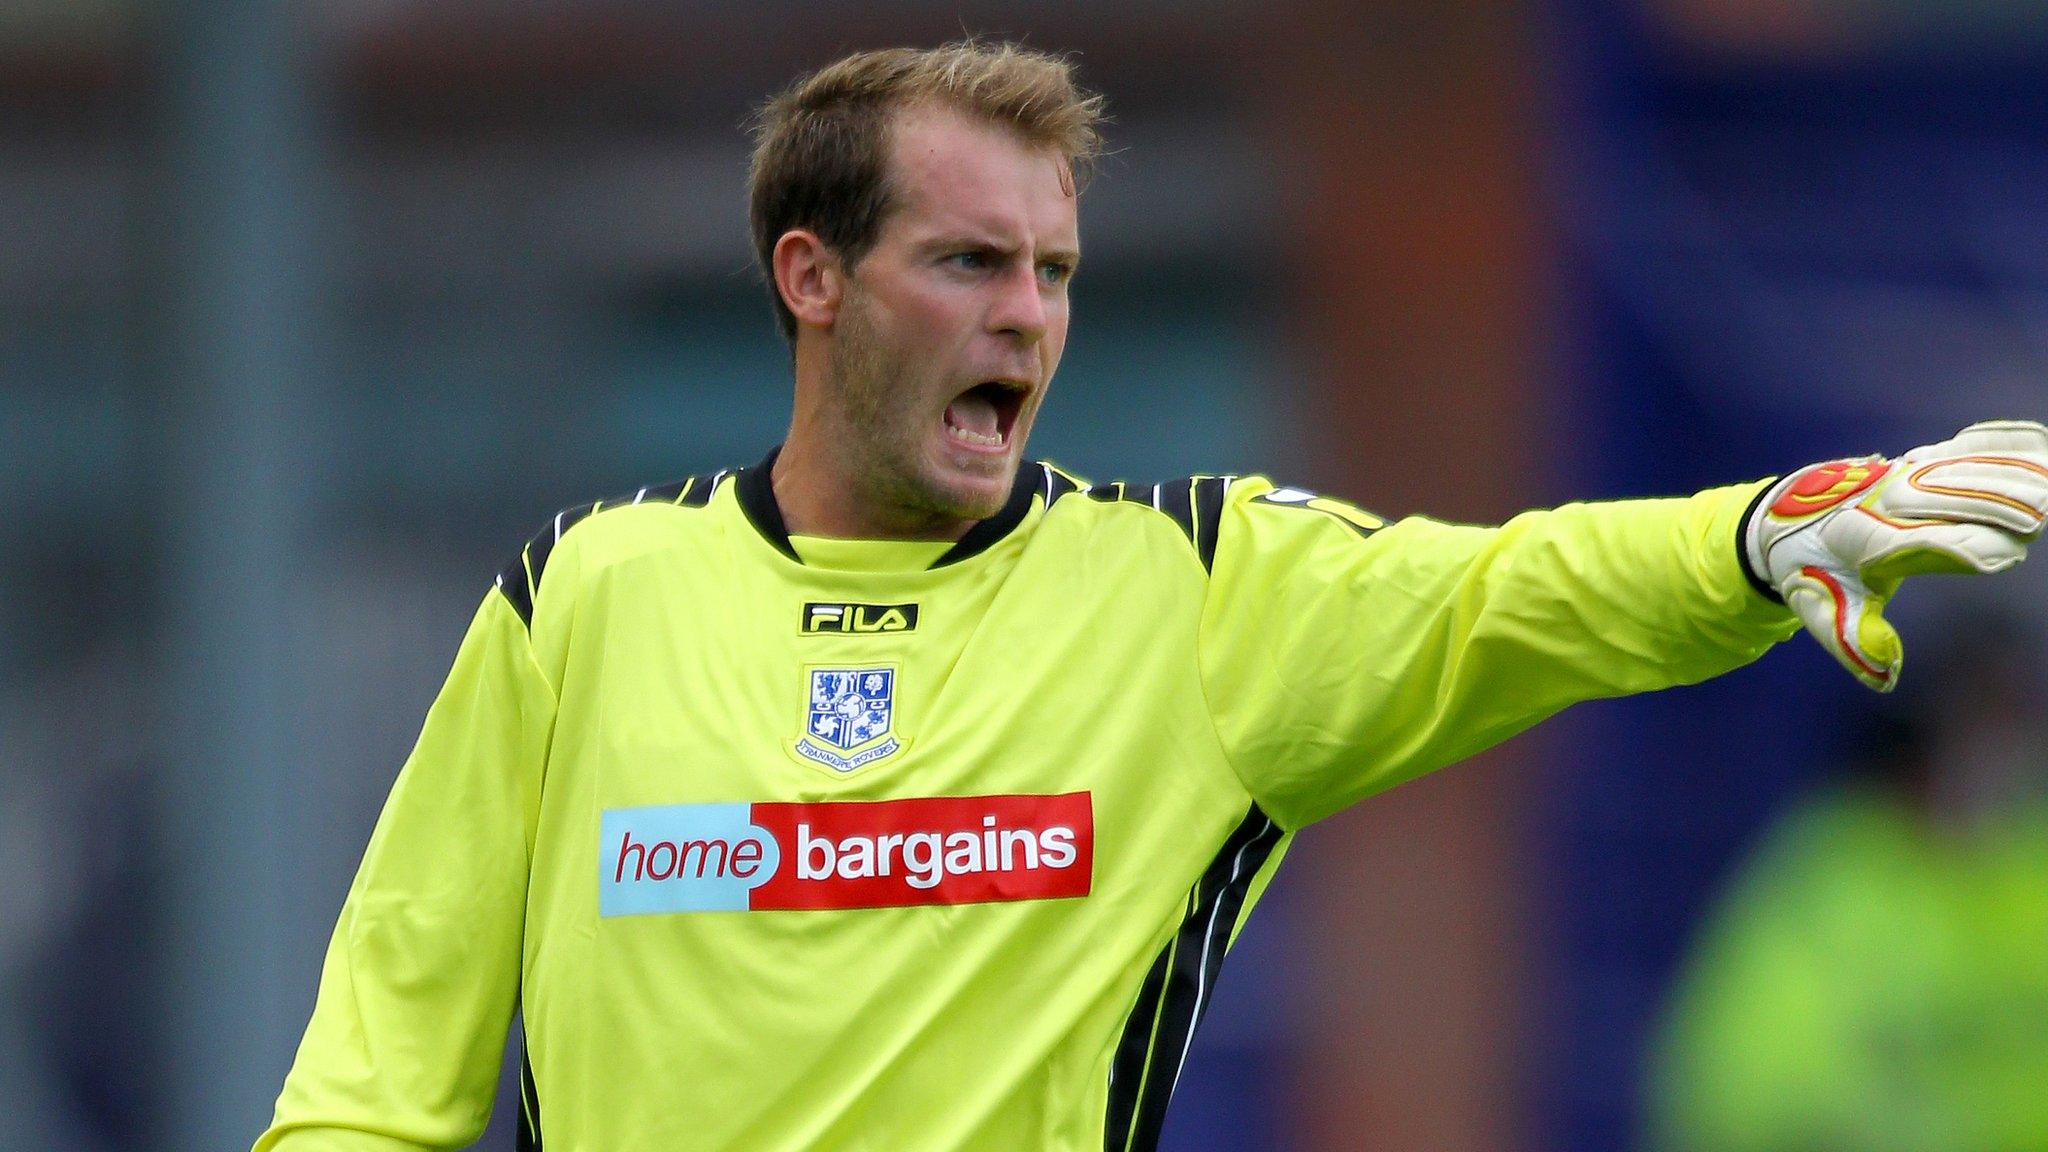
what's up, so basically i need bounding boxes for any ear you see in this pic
[772,229,845,331]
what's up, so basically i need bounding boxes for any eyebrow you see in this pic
[924,235,1081,265]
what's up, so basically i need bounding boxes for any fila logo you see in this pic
[802,602,920,635]
[599,793,1093,916]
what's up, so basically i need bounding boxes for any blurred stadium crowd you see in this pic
[2,2,2045,1150]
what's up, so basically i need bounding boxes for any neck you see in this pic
[771,428,978,542]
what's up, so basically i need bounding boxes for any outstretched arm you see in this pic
[1198,420,2046,828]
[1200,476,1795,828]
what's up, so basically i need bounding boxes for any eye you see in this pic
[1038,260,1074,286]
[947,251,991,271]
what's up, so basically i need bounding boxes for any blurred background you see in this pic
[4,1,2046,1149]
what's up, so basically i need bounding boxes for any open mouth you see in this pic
[942,380,1030,452]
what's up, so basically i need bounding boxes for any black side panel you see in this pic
[1103,946,1173,1150]
[517,1027,542,1152]
[1103,806,1285,1152]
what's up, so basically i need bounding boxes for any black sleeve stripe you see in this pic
[1039,461,1084,508]
[1157,480,1195,543]
[631,478,693,505]
[1065,474,1233,574]
[493,501,599,627]
[491,471,726,629]
[679,469,729,508]
[1192,477,1229,573]
[1104,805,1285,1152]
[493,561,535,627]
[519,501,600,611]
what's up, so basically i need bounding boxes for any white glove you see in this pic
[1743,420,2048,692]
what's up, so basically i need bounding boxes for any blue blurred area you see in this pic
[1541,3,2048,1148]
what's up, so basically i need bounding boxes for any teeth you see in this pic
[947,424,1005,447]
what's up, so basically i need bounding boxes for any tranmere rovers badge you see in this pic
[791,666,905,774]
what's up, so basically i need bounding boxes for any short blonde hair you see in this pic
[746,40,1108,346]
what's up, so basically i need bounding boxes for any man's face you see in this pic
[827,103,1079,524]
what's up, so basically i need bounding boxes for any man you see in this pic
[253,40,2048,1152]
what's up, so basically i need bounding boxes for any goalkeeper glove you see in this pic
[1742,420,2048,692]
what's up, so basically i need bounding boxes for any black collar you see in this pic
[734,447,1040,569]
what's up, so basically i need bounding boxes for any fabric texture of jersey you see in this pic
[255,453,1796,1152]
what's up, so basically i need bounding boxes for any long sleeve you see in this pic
[1199,478,1798,829]
[254,589,556,1151]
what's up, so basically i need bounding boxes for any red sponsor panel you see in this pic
[749,792,1094,910]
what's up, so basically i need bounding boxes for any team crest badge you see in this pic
[791,666,905,774]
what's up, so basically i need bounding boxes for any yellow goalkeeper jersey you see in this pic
[255,451,1795,1152]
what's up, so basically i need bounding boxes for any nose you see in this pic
[987,261,1049,346]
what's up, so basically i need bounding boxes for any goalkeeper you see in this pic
[253,39,2048,1152]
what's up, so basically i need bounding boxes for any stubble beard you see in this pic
[830,286,1010,529]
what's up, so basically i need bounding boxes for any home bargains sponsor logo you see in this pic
[599,792,1093,917]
